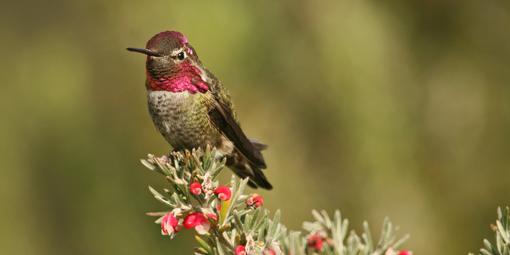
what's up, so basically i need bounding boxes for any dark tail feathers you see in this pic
[228,140,272,190]
[249,164,272,189]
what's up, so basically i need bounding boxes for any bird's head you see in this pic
[128,31,207,93]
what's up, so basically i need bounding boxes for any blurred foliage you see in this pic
[1,0,509,254]
[471,207,510,255]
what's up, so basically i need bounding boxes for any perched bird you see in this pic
[128,31,272,189]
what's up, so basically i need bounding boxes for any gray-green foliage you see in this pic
[142,148,409,255]
[472,207,510,255]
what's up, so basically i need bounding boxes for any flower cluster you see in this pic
[306,232,328,252]
[246,193,264,208]
[157,183,233,236]
[142,148,410,255]
[160,212,179,236]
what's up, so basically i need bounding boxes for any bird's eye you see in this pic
[177,51,185,60]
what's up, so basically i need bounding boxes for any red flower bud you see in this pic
[183,212,207,229]
[398,250,412,255]
[160,212,179,235]
[235,245,246,255]
[214,186,232,201]
[183,212,210,234]
[190,182,202,195]
[246,193,264,208]
[306,233,324,251]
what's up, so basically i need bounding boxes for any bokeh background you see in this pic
[1,0,509,254]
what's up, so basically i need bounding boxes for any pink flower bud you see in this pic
[206,213,218,221]
[160,212,179,235]
[190,182,202,195]
[306,233,324,251]
[398,250,412,255]
[246,193,264,208]
[264,248,276,255]
[183,212,210,235]
[183,212,207,229]
[235,245,246,255]
[214,186,232,201]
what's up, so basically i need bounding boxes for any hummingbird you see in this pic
[128,31,272,189]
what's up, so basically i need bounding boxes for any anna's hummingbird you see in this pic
[128,31,272,189]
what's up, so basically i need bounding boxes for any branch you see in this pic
[141,147,411,255]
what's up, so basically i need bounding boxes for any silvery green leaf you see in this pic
[362,221,373,251]
[497,220,510,244]
[148,186,172,207]
[215,238,226,255]
[195,235,212,254]
[140,159,156,171]
[483,239,493,250]
[233,211,247,234]
[250,209,268,233]
[222,231,234,247]
[321,210,332,228]
[194,247,208,255]
[312,209,324,223]
[480,249,492,255]
[392,234,410,250]
[222,178,248,225]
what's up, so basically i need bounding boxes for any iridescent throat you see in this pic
[146,63,209,93]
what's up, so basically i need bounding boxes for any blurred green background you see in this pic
[1,0,509,254]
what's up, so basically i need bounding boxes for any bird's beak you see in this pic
[126,47,162,57]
